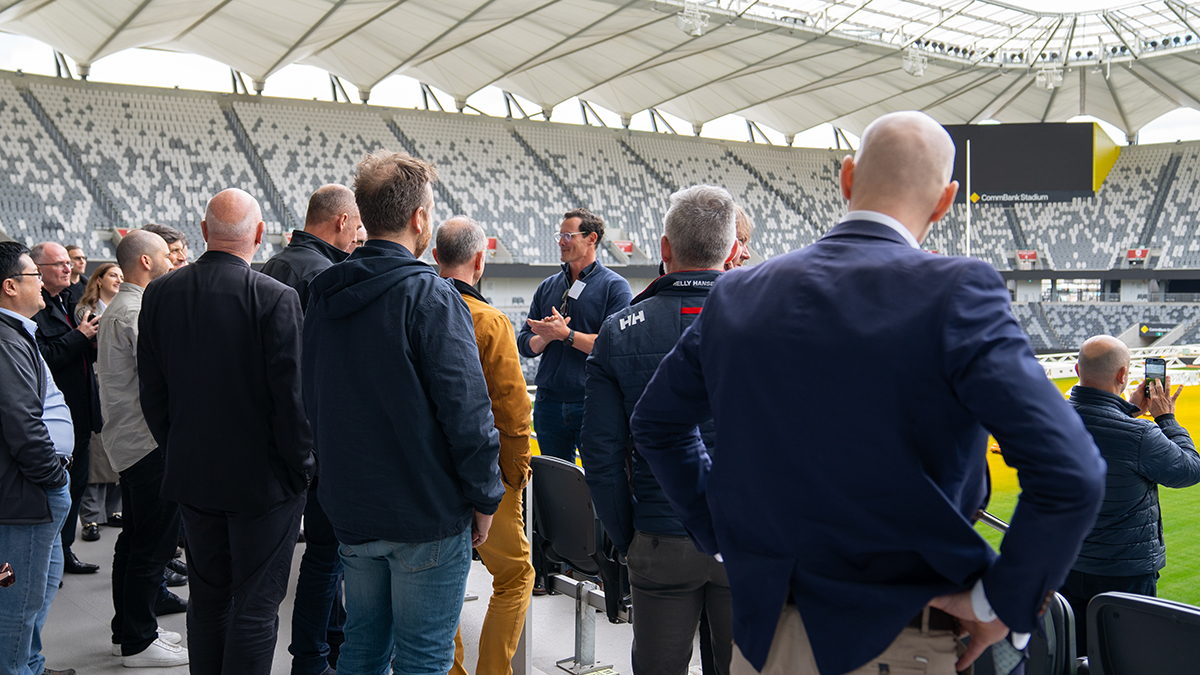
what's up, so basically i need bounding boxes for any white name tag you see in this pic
[567,279,587,299]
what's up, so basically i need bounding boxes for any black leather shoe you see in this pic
[81,523,100,542]
[155,589,187,615]
[63,550,99,574]
[164,568,188,587]
[41,668,76,675]
[166,558,188,575]
[105,513,123,528]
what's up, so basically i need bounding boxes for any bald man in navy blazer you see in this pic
[631,111,1106,675]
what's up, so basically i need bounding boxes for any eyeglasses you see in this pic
[555,232,587,244]
[70,255,87,262]
[9,272,43,281]
[36,261,71,270]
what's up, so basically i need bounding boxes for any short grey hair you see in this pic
[664,185,737,269]
[435,216,487,268]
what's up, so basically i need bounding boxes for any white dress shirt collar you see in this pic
[840,210,921,250]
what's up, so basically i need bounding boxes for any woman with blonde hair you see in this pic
[76,262,125,541]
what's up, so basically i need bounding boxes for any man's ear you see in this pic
[200,221,209,243]
[254,221,265,246]
[724,239,739,265]
[474,249,485,272]
[432,248,441,266]
[660,235,672,264]
[1,278,17,299]
[840,155,855,201]
[337,213,349,232]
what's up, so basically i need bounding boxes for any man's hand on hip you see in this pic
[928,589,1011,671]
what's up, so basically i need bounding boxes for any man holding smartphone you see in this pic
[1065,335,1200,656]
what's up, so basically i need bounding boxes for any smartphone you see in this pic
[1145,357,1167,394]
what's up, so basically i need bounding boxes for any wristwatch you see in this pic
[564,329,576,348]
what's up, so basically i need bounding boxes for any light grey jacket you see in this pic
[97,283,156,472]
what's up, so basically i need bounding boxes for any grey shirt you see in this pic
[97,283,156,472]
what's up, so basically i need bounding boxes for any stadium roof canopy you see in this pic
[3,0,1200,139]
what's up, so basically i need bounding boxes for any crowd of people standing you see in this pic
[2,108,1195,675]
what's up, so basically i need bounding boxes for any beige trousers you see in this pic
[731,604,962,675]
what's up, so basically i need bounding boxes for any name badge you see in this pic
[567,279,587,299]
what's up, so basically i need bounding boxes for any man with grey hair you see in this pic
[433,216,536,675]
[1063,335,1200,656]
[631,111,1105,675]
[581,184,738,674]
[99,229,188,667]
[139,188,314,675]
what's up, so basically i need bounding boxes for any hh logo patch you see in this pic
[619,310,646,330]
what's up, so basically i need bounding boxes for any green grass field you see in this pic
[977,376,1200,606]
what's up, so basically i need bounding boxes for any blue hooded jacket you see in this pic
[303,240,503,545]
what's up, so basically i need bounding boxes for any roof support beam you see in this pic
[1061,15,1078,66]
[1130,62,1200,109]
[1100,11,1141,59]
[826,68,980,122]
[262,0,350,77]
[923,71,1004,112]
[1040,85,1059,123]
[374,0,505,86]
[1165,0,1200,44]
[968,74,1033,121]
[170,0,237,43]
[968,15,1044,65]
[823,0,873,36]
[494,8,673,82]
[741,50,899,107]
[407,0,567,71]
[0,0,59,24]
[300,0,414,59]
[1103,65,1132,134]
[84,0,154,64]
[1027,16,1064,64]
[901,0,973,48]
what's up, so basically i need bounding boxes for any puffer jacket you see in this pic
[1069,385,1200,576]
[580,270,720,553]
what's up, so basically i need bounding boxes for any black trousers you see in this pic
[182,493,306,675]
[60,423,90,550]
[288,483,346,675]
[111,448,181,655]
[1060,568,1158,659]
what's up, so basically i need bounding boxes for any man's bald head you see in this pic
[841,111,958,241]
[117,229,172,286]
[202,188,264,261]
[1077,335,1131,392]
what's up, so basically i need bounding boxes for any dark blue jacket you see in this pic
[581,271,719,553]
[260,230,349,311]
[303,240,503,545]
[1068,385,1200,576]
[516,261,631,402]
[630,219,1107,675]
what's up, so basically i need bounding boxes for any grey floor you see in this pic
[39,521,702,675]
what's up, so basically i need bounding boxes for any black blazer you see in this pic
[138,251,314,513]
[33,287,101,436]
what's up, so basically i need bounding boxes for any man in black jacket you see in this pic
[261,184,359,311]
[30,241,101,575]
[139,188,315,675]
[303,150,503,674]
[581,184,739,674]
[0,241,76,675]
[263,184,358,675]
[1064,335,1200,655]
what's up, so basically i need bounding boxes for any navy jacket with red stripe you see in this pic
[580,269,720,553]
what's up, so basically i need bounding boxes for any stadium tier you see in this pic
[4,72,1200,276]
[1011,302,1200,352]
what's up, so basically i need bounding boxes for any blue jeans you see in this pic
[337,529,471,675]
[0,479,70,675]
[533,394,584,464]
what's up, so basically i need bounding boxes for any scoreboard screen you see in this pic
[942,123,1113,204]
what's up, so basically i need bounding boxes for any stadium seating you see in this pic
[0,80,104,255]
[1025,303,1200,351]
[1153,143,1200,269]
[233,101,394,222]
[30,82,286,260]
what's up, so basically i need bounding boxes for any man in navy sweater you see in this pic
[517,208,631,465]
[303,150,503,674]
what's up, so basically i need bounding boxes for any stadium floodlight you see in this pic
[1036,67,1064,90]
[675,2,709,37]
[902,46,927,77]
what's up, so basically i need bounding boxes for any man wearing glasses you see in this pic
[29,242,102,576]
[517,209,632,466]
[0,241,77,675]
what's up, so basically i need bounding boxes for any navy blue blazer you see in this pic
[630,219,1106,674]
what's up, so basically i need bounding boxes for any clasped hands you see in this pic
[526,306,572,342]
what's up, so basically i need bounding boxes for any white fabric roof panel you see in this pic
[3,0,1200,137]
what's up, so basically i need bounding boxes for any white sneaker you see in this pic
[121,638,189,668]
[111,628,183,655]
